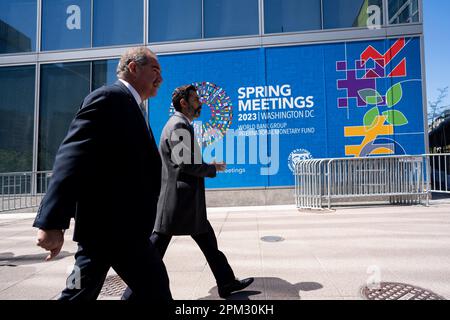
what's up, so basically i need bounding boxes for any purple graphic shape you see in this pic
[356,60,365,70]
[338,98,348,108]
[337,70,376,107]
[364,62,385,78]
[336,61,347,71]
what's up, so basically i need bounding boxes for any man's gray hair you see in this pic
[116,47,156,78]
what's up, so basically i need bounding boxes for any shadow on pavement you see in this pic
[430,192,450,200]
[199,277,323,300]
[0,251,73,266]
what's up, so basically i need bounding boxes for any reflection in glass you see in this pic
[39,62,90,171]
[41,0,91,51]
[93,0,143,47]
[92,59,120,90]
[204,0,259,38]
[0,66,35,172]
[323,0,383,29]
[149,0,201,42]
[264,0,321,34]
[0,0,37,54]
[388,0,419,24]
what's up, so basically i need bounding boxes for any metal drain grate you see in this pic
[261,236,285,242]
[362,282,445,300]
[100,275,127,296]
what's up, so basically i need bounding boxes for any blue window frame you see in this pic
[323,0,383,29]
[39,62,91,171]
[0,65,35,172]
[264,0,321,34]
[0,0,37,54]
[204,0,259,38]
[93,0,143,47]
[92,59,120,90]
[41,0,91,51]
[388,0,419,24]
[149,0,202,42]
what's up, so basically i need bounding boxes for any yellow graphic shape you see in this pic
[344,115,394,157]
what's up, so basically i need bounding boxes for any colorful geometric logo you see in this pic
[337,38,407,109]
[170,81,233,146]
[337,38,418,157]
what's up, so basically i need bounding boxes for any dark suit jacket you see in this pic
[33,81,162,246]
[154,112,216,236]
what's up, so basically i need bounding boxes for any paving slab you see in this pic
[0,202,449,300]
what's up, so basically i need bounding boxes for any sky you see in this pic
[424,0,450,107]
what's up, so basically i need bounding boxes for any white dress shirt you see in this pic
[119,79,148,128]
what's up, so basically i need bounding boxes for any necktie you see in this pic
[139,102,149,129]
[139,102,157,147]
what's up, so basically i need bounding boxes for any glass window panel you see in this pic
[388,0,419,24]
[323,0,383,29]
[0,0,37,54]
[204,0,259,38]
[39,62,90,171]
[149,0,201,42]
[41,0,91,51]
[92,59,119,90]
[0,65,35,172]
[264,0,321,34]
[93,0,143,47]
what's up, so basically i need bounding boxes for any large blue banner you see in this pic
[149,37,425,189]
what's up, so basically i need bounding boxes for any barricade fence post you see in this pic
[0,171,52,213]
[295,154,450,210]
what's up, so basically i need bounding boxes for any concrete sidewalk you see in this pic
[1,201,449,300]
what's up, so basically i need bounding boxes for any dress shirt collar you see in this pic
[119,79,142,107]
[174,111,193,125]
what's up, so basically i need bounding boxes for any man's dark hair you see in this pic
[172,84,197,112]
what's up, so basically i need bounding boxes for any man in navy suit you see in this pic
[123,85,254,300]
[33,47,172,302]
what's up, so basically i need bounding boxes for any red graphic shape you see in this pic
[364,69,381,79]
[360,38,406,67]
[387,58,407,77]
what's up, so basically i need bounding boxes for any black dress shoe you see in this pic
[218,277,254,298]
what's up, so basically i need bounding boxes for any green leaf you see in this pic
[366,96,379,105]
[382,110,408,126]
[358,89,383,105]
[386,83,403,108]
[364,107,380,128]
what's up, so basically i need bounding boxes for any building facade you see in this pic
[0,0,426,204]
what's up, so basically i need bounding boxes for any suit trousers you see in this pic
[152,221,236,286]
[59,239,172,302]
[121,221,235,300]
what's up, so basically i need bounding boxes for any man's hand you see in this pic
[36,229,65,261]
[213,161,226,172]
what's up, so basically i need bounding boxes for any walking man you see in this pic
[124,84,253,299]
[33,47,172,302]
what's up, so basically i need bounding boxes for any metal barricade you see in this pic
[425,153,450,195]
[295,159,329,209]
[0,171,52,213]
[295,156,427,209]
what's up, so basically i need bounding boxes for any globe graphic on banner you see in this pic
[169,82,233,146]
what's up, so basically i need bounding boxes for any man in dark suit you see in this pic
[33,47,172,302]
[151,84,253,298]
